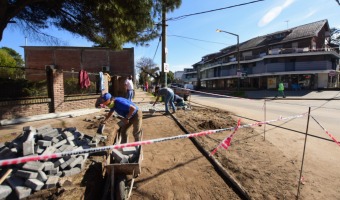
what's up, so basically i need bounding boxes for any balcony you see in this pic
[200,47,339,71]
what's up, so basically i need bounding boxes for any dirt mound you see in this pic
[198,120,219,129]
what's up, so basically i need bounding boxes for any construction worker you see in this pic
[153,86,176,114]
[173,94,185,107]
[276,81,286,98]
[101,93,142,143]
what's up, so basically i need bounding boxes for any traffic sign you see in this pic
[164,63,169,73]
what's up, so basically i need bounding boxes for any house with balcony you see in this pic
[174,71,184,80]
[182,67,198,85]
[194,19,340,90]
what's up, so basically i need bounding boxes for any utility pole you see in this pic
[161,4,167,87]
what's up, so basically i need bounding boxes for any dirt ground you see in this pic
[0,91,334,200]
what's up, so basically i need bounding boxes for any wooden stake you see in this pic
[0,169,13,184]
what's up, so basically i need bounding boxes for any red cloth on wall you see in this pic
[79,69,91,88]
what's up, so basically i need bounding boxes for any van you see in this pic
[184,84,194,90]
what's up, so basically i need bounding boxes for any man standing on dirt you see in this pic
[101,93,142,143]
[125,75,134,101]
[153,86,176,114]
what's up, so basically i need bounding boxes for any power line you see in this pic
[168,34,229,45]
[167,0,265,21]
[336,0,340,5]
[153,36,162,61]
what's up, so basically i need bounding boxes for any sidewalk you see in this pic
[133,88,155,103]
[245,90,340,99]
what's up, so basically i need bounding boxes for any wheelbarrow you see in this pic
[103,130,143,200]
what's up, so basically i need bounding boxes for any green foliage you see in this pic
[0,78,47,98]
[167,71,175,83]
[0,49,17,78]
[0,49,16,67]
[0,47,25,79]
[136,57,160,85]
[0,0,182,49]
[1,47,24,67]
[0,47,45,98]
[64,77,97,95]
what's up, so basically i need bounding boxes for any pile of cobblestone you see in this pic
[0,124,105,199]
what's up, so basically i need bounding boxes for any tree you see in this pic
[0,47,25,78]
[0,49,17,78]
[1,47,24,67]
[329,27,340,45]
[326,27,340,46]
[167,71,175,83]
[136,57,161,85]
[0,0,182,49]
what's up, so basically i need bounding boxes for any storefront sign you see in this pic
[267,78,277,89]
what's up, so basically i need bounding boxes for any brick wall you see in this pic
[55,49,81,70]
[0,70,106,120]
[24,46,134,80]
[52,69,99,112]
[0,103,50,120]
[0,46,132,120]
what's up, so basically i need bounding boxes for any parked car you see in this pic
[184,84,194,90]
[170,84,190,101]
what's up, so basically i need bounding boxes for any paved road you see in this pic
[189,90,340,199]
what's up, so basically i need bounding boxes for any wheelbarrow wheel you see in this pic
[115,175,127,200]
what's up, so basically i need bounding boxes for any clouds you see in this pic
[258,0,295,27]
[302,9,317,20]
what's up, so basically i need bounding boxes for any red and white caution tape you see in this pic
[0,113,307,167]
[210,119,241,156]
[311,116,340,147]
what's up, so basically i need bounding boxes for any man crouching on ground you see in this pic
[101,93,142,143]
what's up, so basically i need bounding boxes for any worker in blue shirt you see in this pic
[153,86,176,114]
[101,93,142,143]
[173,94,185,106]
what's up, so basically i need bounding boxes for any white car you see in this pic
[184,84,194,90]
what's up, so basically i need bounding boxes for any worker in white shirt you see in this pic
[125,75,134,101]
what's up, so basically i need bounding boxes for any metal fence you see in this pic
[0,66,48,100]
[63,71,101,97]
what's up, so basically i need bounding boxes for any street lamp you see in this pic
[216,29,240,91]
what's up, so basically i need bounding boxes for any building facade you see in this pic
[23,46,135,97]
[192,19,340,90]
[182,68,198,85]
[23,46,135,81]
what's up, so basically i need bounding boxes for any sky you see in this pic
[1,0,339,73]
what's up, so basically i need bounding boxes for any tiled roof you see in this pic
[283,19,328,41]
[225,19,328,52]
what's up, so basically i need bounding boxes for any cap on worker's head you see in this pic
[102,93,112,101]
